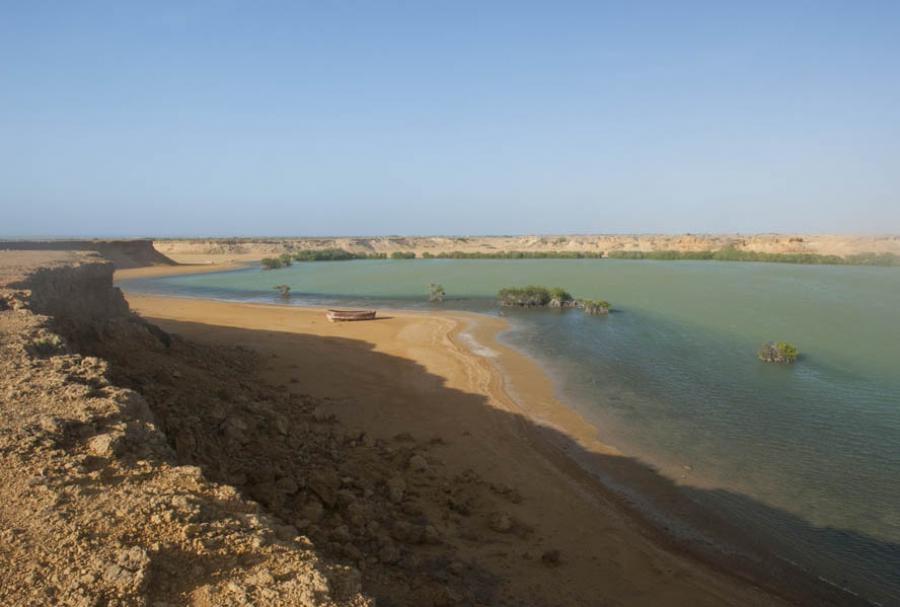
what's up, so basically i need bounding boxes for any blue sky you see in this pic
[2,1,898,236]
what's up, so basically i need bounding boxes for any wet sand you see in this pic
[122,289,812,606]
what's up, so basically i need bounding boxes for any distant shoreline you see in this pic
[142,234,900,270]
[150,233,900,266]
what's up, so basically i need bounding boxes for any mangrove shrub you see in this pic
[260,257,283,270]
[758,341,799,364]
[579,299,611,314]
[428,283,445,303]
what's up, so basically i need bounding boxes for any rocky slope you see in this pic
[1,252,371,606]
[153,233,900,263]
[0,251,566,607]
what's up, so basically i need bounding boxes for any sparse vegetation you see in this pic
[758,341,799,363]
[28,333,65,357]
[292,248,386,261]
[498,286,572,307]
[390,251,416,260]
[547,287,574,305]
[578,299,611,315]
[274,285,291,298]
[260,257,284,270]
[498,286,612,316]
[428,283,445,303]
[498,286,551,306]
[432,250,604,259]
[607,250,715,261]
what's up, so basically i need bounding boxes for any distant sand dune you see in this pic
[153,233,900,264]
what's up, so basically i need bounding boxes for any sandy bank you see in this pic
[125,294,812,606]
[154,233,900,262]
[114,260,248,280]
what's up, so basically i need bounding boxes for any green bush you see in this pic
[274,285,291,298]
[260,257,283,270]
[579,299,611,314]
[498,286,554,306]
[433,250,604,259]
[607,250,714,260]
[28,333,65,357]
[758,341,799,363]
[428,283,445,303]
[547,287,573,302]
[293,248,355,261]
[289,248,389,261]
[390,251,416,260]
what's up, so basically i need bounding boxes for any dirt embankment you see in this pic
[152,234,900,263]
[0,253,369,606]
[1,239,176,269]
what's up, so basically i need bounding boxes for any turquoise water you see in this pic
[121,259,900,604]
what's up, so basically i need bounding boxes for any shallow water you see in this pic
[122,259,900,604]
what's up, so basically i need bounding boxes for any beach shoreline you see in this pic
[120,281,866,606]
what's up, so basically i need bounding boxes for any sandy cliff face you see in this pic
[10,257,131,323]
[154,234,900,263]
[0,239,176,268]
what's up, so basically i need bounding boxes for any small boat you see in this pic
[326,309,377,322]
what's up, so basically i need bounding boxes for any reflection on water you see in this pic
[121,259,900,604]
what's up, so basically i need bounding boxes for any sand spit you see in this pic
[153,234,900,264]
[0,246,871,606]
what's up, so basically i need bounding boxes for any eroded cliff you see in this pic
[0,253,368,606]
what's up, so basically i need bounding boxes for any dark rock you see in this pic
[541,549,561,566]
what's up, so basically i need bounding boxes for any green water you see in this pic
[122,259,900,604]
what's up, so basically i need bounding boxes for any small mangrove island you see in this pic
[578,299,612,315]
[758,341,799,363]
[428,282,445,303]
[497,286,610,315]
[273,284,291,298]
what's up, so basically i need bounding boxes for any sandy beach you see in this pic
[123,290,799,606]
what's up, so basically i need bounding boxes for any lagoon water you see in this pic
[122,259,900,604]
